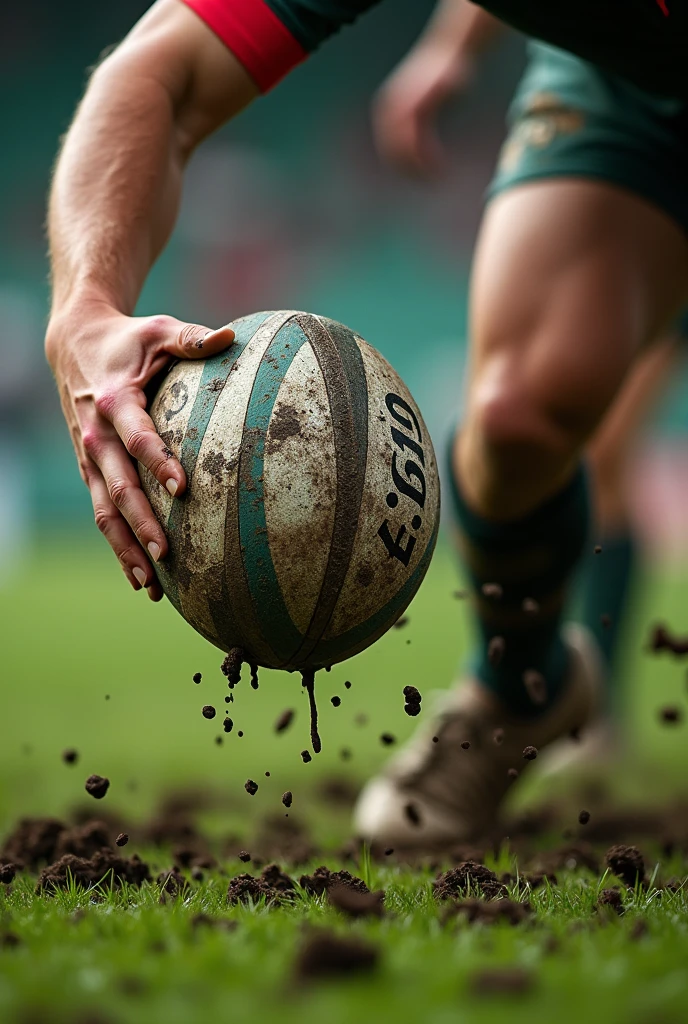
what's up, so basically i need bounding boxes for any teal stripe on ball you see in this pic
[160,311,274,609]
[288,316,369,665]
[237,319,308,665]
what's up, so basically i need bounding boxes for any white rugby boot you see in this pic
[354,624,604,846]
[532,712,619,777]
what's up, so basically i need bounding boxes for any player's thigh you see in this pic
[467,178,688,445]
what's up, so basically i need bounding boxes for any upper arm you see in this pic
[97,0,262,157]
[100,0,380,155]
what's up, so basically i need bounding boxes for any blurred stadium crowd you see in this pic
[2,0,688,581]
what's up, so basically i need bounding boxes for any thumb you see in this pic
[164,322,235,360]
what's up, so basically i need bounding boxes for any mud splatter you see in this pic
[301,670,321,755]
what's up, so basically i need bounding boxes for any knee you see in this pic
[473,377,584,469]
[462,366,594,516]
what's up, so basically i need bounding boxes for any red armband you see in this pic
[182,0,307,92]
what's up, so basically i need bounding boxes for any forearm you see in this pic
[49,56,184,318]
[419,0,504,58]
[48,1,258,326]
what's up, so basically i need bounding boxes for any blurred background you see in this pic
[1,0,688,835]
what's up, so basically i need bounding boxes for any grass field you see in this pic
[1,535,688,1024]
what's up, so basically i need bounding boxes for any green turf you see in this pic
[1,535,688,1023]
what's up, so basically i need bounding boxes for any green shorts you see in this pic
[489,41,688,335]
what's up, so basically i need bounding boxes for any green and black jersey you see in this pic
[183,0,687,98]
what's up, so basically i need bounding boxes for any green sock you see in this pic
[577,532,637,701]
[449,450,590,717]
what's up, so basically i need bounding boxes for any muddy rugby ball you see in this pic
[139,311,440,670]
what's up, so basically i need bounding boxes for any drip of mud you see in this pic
[301,670,321,754]
[221,647,245,688]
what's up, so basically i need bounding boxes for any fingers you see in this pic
[107,392,184,499]
[162,322,235,360]
[87,467,158,591]
[84,420,169,564]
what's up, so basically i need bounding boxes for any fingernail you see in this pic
[148,541,161,562]
[166,478,178,497]
[133,567,147,587]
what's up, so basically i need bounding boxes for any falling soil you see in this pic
[115,833,129,847]
[282,792,293,808]
[244,780,258,796]
[301,670,321,754]
[85,775,110,800]
[202,706,216,720]
[274,709,295,733]
[193,673,202,684]
[649,624,688,656]
[221,647,245,687]
[659,705,682,724]
[62,749,78,766]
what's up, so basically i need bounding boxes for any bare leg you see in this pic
[457,180,688,520]
[588,336,681,532]
[355,180,688,845]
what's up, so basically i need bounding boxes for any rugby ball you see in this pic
[140,310,439,670]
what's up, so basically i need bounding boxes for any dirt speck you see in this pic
[275,708,295,733]
[85,775,110,800]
